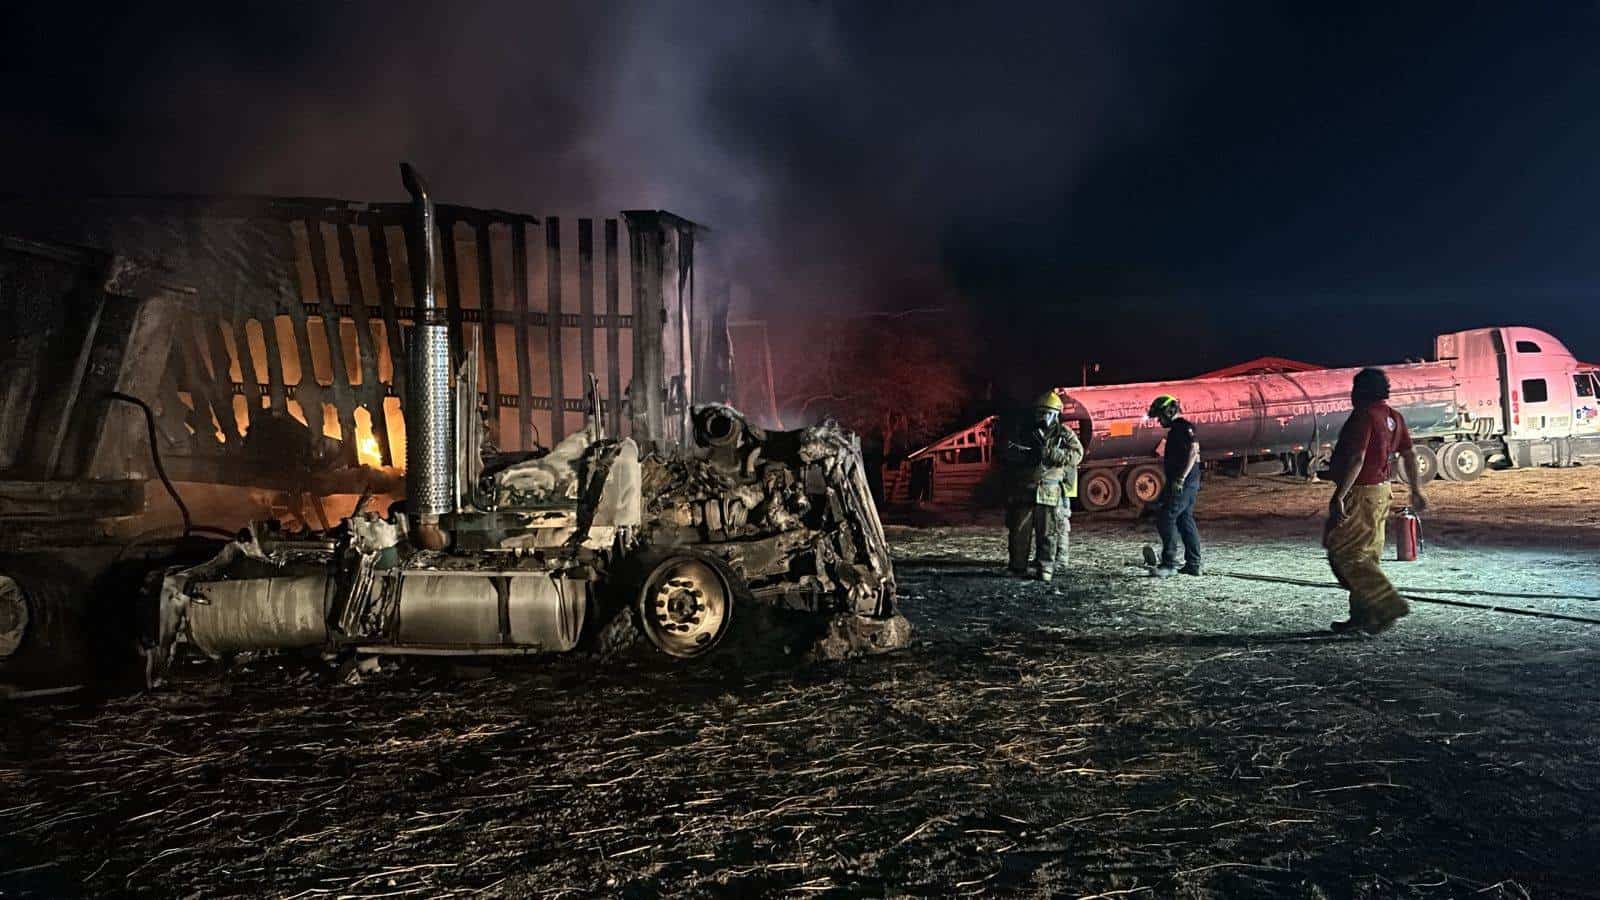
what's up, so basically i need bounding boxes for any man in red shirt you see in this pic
[1323,368,1429,635]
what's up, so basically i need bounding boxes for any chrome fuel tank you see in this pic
[166,546,589,661]
[391,570,587,652]
[187,575,332,657]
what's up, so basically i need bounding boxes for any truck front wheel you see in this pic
[636,553,737,659]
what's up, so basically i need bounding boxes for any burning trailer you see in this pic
[1,165,906,695]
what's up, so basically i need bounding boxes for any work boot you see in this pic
[1330,618,1369,634]
[1142,545,1159,567]
[1362,599,1411,635]
[1004,567,1029,578]
[1150,565,1178,579]
[1361,616,1400,635]
[1179,563,1204,576]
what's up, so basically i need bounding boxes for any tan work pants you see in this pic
[1006,502,1069,575]
[1324,483,1409,622]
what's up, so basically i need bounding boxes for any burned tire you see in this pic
[1439,441,1485,482]
[1124,464,1165,507]
[636,552,739,659]
[0,554,105,691]
[592,601,646,662]
[0,573,29,661]
[595,551,814,668]
[1079,468,1123,512]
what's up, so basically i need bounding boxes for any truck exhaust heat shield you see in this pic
[400,163,454,550]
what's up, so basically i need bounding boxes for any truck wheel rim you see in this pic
[1086,476,1112,506]
[1453,447,1479,474]
[1417,452,1434,480]
[1130,471,1162,504]
[639,558,731,658]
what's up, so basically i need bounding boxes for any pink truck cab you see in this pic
[1436,326,1600,469]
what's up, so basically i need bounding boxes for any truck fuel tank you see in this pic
[187,575,331,658]
[390,569,586,652]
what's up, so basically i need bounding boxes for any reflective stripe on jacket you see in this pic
[1007,420,1084,505]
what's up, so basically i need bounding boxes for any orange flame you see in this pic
[357,433,383,468]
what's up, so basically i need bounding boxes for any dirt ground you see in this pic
[3,467,1599,898]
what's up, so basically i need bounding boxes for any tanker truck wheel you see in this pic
[1408,445,1439,482]
[1079,469,1123,512]
[1124,465,1165,507]
[1439,441,1485,482]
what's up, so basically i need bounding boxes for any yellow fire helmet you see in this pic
[1035,391,1064,412]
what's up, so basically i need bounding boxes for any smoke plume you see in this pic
[0,1,1181,317]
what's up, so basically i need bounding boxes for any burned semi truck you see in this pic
[148,397,907,679]
[894,327,1598,511]
[1,166,907,694]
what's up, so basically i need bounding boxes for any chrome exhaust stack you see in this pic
[400,163,454,550]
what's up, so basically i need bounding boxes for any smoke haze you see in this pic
[0,2,1178,318]
[4,2,1597,386]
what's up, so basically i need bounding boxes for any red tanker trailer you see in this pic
[891,326,1599,511]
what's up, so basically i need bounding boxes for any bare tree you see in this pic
[786,321,968,457]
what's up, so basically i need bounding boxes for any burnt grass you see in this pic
[5,479,1600,898]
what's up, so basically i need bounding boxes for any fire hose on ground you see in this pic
[895,556,1600,627]
[1204,569,1600,627]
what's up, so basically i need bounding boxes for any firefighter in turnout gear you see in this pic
[1003,391,1085,581]
[1324,368,1428,635]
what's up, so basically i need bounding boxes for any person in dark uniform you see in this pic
[1142,394,1203,577]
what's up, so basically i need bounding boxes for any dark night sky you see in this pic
[3,1,1598,389]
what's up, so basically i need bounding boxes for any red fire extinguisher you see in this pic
[1394,506,1421,561]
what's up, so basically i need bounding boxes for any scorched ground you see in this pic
[3,467,1599,898]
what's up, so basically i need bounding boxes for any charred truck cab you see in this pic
[144,167,907,683]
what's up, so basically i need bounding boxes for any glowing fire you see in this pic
[225,397,398,469]
[357,433,383,467]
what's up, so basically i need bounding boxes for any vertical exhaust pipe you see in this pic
[400,163,453,550]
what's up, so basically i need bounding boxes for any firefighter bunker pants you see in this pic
[1007,502,1070,575]
[1324,483,1410,623]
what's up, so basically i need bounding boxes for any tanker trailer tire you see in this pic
[1124,465,1165,507]
[1440,441,1485,482]
[1079,468,1123,512]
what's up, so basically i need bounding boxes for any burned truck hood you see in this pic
[637,406,897,620]
[473,405,898,622]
